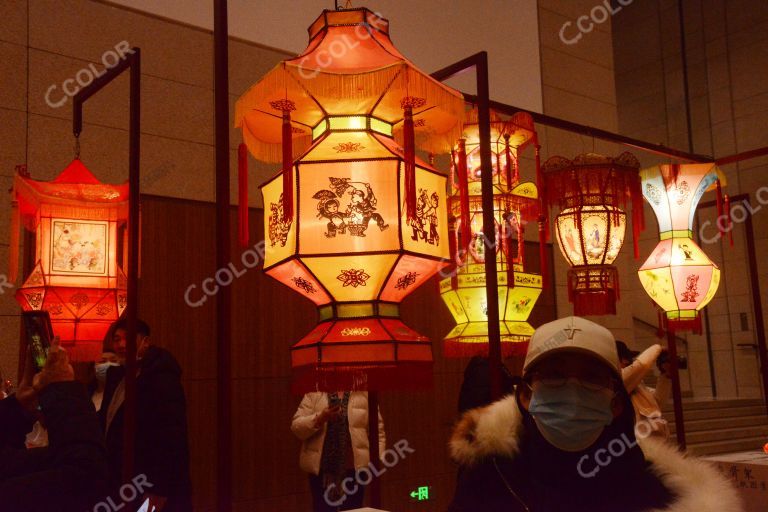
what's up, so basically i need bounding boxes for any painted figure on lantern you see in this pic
[269,194,291,246]
[411,189,440,244]
[10,159,128,362]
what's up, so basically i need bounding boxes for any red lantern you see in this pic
[11,159,128,361]
[541,152,643,316]
[235,8,464,392]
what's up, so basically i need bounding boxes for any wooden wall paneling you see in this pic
[138,195,558,511]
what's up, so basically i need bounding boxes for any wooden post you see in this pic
[213,0,233,510]
[72,46,141,482]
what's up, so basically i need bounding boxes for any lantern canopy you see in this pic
[638,163,725,331]
[542,152,643,316]
[440,110,542,357]
[236,8,464,392]
[11,159,128,361]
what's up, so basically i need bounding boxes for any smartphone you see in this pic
[22,311,54,372]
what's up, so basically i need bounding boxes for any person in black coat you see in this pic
[458,356,515,414]
[100,319,192,512]
[0,341,108,512]
[448,317,742,512]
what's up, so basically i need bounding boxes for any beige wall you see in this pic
[536,0,645,350]
[613,0,768,399]
[106,0,545,112]
[0,0,288,383]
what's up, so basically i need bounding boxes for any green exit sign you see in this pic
[409,486,432,502]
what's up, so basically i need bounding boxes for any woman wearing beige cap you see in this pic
[448,316,742,512]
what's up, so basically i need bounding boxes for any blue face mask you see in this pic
[528,380,615,452]
[94,362,118,382]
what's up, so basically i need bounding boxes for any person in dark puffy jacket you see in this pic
[100,318,192,512]
[449,316,743,512]
[0,341,108,512]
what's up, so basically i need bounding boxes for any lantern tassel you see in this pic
[716,179,724,241]
[237,143,249,248]
[448,218,459,289]
[725,194,733,246]
[505,214,516,288]
[457,139,471,257]
[538,217,548,289]
[656,308,665,339]
[403,105,417,223]
[449,150,457,191]
[271,99,296,223]
[8,198,19,285]
[281,110,293,222]
[504,134,514,188]
[534,143,549,241]
[629,168,644,260]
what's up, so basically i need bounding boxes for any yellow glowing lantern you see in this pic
[235,7,464,391]
[542,152,643,316]
[10,160,128,361]
[440,110,542,357]
[638,163,725,331]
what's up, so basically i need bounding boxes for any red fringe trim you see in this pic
[534,144,548,238]
[450,149,457,190]
[448,218,459,289]
[281,111,293,222]
[725,194,733,246]
[403,106,417,222]
[237,143,249,248]
[716,179,724,241]
[568,266,619,316]
[538,218,548,289]
[290,363,433,394]
[443,340,529,359]
[457,139,471,257]
[504,135,514,186]
[505,214,516,287]
[656,308,665,339]
[572,292,617,316]
[668,315,702,335]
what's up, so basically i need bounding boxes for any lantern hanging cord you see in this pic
[74,135,80,159]
[334,0,353,10]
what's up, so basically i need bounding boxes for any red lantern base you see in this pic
[661,312,703,335]
[290,316,433,394]
[443,338,529,358]
[290,362,433,395]
[568,265,619,316]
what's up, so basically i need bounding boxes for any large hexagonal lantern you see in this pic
[238,7,464,392]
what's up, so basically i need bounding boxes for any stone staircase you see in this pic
[665,399,768,456]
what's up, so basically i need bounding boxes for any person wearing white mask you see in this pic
[448,316,742,512]
[91,350,119,411]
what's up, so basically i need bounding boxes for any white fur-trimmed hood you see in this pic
[450,395,743,512]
